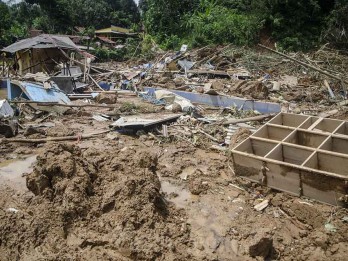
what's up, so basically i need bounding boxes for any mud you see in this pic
[0,155,36,191]
[0,110,347,260]
[230,128,252,149]
[0,143,192,260]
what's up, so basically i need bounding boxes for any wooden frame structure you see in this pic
[231,113,348,207]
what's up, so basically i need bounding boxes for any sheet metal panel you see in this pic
[144,87,281,114]
[8,81,70,104]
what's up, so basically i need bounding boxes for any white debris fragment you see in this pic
[6,208,19,213]
[254,200,269,211]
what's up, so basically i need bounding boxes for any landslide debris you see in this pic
[0,143,193,260]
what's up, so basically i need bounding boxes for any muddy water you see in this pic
[160,178,242,257]
[188,195,242,256]
[161,180,191,208]
[179,166,196,180]
[0,155,37,191]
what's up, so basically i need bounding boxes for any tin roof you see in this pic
[95,25,131,34]
[2,34,80,53]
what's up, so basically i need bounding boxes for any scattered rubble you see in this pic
[0,42,347,260]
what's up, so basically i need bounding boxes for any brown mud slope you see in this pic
[0,140,347,261]
[0,143,191,260]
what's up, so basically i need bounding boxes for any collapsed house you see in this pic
[2,34,82,76]
[1,34,95,95]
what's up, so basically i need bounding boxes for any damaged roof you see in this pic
[95,25,131,34]
[1,34,80,53]
[97,36,116,44]
[95,25,138,36]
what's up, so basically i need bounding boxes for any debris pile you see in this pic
[0,40,347,260]
[0,144,192,260]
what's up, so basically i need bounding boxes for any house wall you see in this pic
[16,48,69,75]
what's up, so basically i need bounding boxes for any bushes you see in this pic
[141,0,348,51]
[322,0,348,49]
[185,3,261,47]
[93,38,142,62]
[252,0,325,51]
[93,48,127,62]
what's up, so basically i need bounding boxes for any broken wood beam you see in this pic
[198,129,220,143]
[88,74,105,92]
[82,91,136,96]
[258,44,348,84]
[212,114,276,126]
[10,101,117,109]
[157,70,230,77]
[3,130,110,144]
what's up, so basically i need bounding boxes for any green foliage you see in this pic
[1,0,347,54]
[94,48,109,61]
[144,0,199,42]
[93,47,126,62]
[32,15,52,32]
[252,0,325,50]
[142,0,260,49]
[140,0,347,51]
[93,38,142,62]
[159,35,182,50]
[322,0,348,49]
[0,1,12,47]
[24,0,140,32]
[185,0,261,47]
[139,34,156,59]
[8,21,28,40]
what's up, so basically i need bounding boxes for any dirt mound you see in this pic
[188,169,210,195]
[96,92,118,104]
[0,144,193,260]
[26,143,93,215]
[230,128,252,149]
[230,80,269,99]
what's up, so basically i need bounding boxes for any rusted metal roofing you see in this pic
[2,34,80,53]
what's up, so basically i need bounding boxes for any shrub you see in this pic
[185,2,261,47]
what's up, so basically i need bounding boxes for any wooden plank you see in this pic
[232,112,348,207]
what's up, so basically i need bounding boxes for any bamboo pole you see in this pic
[88,74,105,92]
[212,114,276,126]
[10,101,117,108]
[258,44,348,84]
[4,130,110,143]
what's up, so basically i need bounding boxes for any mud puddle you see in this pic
[160,180,191,208]
[179,166,196,180]
[188,195,243,256]
[160,176,242,257]
[0,155,37,191]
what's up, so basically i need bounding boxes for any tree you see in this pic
[25,0,140,32]
[25,0,73,32]
[143,0,199,38]
[0,1,14,47]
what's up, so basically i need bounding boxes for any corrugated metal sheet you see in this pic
[111,114,181,130]
[0,100,14,117]
[2,34,79,53]
[144,87,281,114]
[8,81,71,104]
